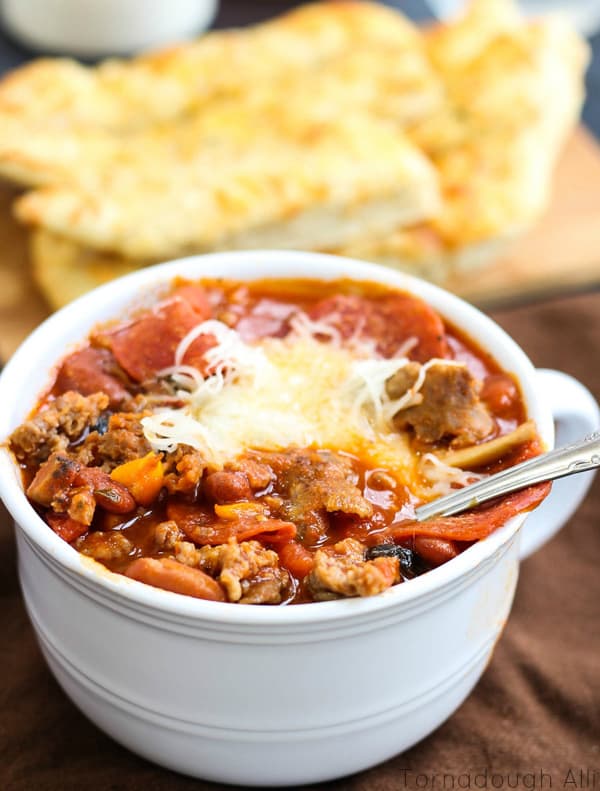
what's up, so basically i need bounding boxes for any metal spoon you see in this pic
[414,430,600,521]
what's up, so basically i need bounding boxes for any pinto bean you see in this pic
[125,557,225,601]
[413,537,459,567]
[203,471,253,504]
[75,467,136,514]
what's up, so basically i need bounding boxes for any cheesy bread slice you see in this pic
[338,0,589,274]
[14,112,439,259]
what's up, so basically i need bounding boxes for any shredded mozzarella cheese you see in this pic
[420,452,487,497]
[343,357,413,433]
[157,364,205,393]
[287,311,342,346]
[394,336,418,358]
[174,319,267,377]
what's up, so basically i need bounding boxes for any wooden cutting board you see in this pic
[446,126,600,307]
[1,127,600,362]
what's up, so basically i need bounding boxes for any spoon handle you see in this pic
[414,430,600,521]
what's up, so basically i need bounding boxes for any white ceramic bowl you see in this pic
[0,251,598,786]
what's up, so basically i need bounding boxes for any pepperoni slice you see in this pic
[385,482,551,542]
[55,347,130,406]
[100,287,214,382]
[309,293,447,361]
[167,501,296,546]
[412,537,460,567]
[203,471,253,504]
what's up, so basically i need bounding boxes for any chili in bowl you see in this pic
[0,251,596,785]
[8,274,549,603]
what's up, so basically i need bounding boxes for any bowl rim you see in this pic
[0,250,554,626]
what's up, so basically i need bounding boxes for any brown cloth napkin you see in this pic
[1,291,599,791]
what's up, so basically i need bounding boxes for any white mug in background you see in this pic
[425,0,600,36]
[0,0,219,57]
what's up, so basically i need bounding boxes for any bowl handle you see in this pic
[519,368,600,559]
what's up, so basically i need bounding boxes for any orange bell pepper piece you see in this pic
[110,452,165,506]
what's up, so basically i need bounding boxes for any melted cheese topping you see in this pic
[143,324,418,475]
[141,320,475,497]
